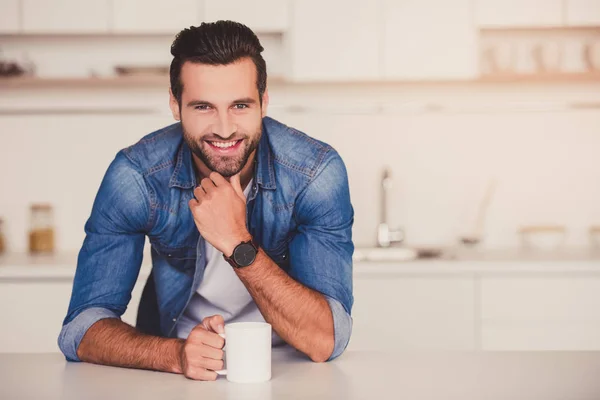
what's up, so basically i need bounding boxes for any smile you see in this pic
[206,139,243,150]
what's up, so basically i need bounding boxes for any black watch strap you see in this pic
[223,238,259,268]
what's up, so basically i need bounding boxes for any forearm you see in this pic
[235,249,335,362]
[77,318,184,374]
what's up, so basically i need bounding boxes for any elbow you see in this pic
[308,333,335,363]
[308,352,330,363]
[309,354,330,364]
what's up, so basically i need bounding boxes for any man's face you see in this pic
[170,58,268,177]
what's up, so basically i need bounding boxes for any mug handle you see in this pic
[215,332,227,375]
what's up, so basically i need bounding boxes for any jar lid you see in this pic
[31,203,52,210]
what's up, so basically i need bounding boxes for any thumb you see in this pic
[202,315,225,334]
[229,173,245,200]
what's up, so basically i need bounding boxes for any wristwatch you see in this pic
[223,238,259,268]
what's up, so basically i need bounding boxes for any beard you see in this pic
[182,121,261,178]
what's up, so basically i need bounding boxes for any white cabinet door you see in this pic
[0,281,73,353]
[22,0,110,33]
[348,276,476,351]
[204,0,289,32]
[475,0,563,27]
[481,276,600,350]
[0,0,20,33]
[111,0,201,34]
[287,0,380,82]
[383,0,477,80]
[0,276,146,353]
[566,0,600,26]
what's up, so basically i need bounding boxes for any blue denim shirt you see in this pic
[58,117,354,362]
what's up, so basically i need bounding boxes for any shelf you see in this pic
[2,72,600,90]
[479,25,600,33]
[0,252,152,280]
[0,75,288,89]
[478,72,600,83]
[0,75,169,88]
[0,31,285,38]
[1,249,600,281]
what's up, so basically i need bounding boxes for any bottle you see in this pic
[0,218,5,255]
[29,204,54,254]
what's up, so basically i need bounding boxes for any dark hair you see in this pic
[170,21,267,105]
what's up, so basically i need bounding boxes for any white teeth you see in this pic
[210,140,238,149]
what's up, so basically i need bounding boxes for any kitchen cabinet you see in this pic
[3,255,600,353]
[111,0,202,34]
[0,0,20,33]
[565,0,600,26]
[0,277,146,353]
[475,0,563,28]
[382,0,478,80]
[0,281,73,353]
[22,0,111,34]
[481,276,600,350]
[286,0,380,82]
[348,276,476,351]
[203,0,289,32]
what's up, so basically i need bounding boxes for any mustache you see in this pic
[202,135,247,142]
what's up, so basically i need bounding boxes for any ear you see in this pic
[261,88,269,118]
[169,88,181,121]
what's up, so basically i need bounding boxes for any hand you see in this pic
[179,315,226,381]
[189,172,251,256]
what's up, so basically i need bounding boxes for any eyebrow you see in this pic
[186,98,257,108]
[232,97,257,105]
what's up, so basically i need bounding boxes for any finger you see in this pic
[189,326,225,349]
[200,177,216,193]
[193,185,206,201]
[184,367,217,381]
[200,356,224,372]
[184,347,223,366]
[229,173,245,200]
[188,198,198,209]
[202,314,225,334]
[208,171,228,187]
[199,344,224,360]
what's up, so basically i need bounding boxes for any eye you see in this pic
[195,105,211,111]
[233,104,249,110]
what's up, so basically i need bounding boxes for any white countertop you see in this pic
[2,348,600,400]
[0,248,599,280]
[0,252,152,279]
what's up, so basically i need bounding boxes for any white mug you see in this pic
[215,322,272,383]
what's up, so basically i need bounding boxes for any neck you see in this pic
[192,150,256,190]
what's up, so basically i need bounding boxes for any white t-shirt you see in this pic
[176,179,284,346]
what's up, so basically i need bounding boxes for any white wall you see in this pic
[2,82,600,252]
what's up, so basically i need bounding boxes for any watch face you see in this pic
[233,243,257,267]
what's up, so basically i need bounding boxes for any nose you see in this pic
[214,113,237,139]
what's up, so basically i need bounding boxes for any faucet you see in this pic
[377,167,405,247]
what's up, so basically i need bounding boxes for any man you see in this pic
[58,20,354,381]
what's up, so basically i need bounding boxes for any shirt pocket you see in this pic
[264,239,291,271]
[151,242,197,274]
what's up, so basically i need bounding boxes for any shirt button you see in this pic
[172,318,176,322]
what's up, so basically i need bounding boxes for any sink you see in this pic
[353,247,418,262]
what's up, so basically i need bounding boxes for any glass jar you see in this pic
[0,218,5,255]
[29,204,54,254]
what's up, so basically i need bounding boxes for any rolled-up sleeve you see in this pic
[57,150,149,362]
[324,296,353,360]
[288,150,354,361]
